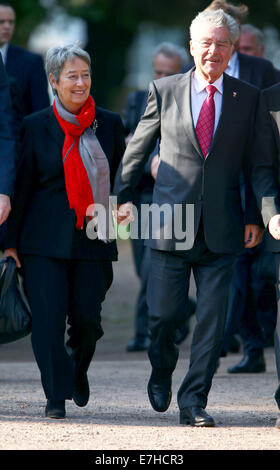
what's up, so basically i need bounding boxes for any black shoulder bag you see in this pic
[0,257,31,344]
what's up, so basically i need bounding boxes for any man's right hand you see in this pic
[3,248,21,268]
[0,194,11,225]
[268,214,280,240]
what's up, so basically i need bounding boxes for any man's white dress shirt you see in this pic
[191,69,223,135]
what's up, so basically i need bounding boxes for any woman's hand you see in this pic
[3,248,21,268]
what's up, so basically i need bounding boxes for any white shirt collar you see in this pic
[193,69,223,95]
[0,43,9,64]
[226,50,238,73]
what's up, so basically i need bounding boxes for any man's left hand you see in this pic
[0,194,11,225]
[244,224,263,248]
[113,202,134,226]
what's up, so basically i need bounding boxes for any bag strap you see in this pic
[0,257,9,277]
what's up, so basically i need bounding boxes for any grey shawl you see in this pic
[54,95,115,242]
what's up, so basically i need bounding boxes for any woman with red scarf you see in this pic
[3,44,126,418]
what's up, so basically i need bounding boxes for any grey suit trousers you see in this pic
[147,223,236,409]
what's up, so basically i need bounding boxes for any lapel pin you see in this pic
[233,92,237,98]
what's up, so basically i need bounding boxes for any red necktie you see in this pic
[196,85,217,158]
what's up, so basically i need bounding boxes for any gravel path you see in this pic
[0,353,279,450]
[0,241,279,450]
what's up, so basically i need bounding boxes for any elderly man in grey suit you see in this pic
[114,9,262,427]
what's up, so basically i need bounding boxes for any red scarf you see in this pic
[53,95,96,229]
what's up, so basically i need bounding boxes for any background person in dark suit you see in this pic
[3,44,125,419]
[0,51,15,226]
[0,2,49,116]
[251,82,280,428]
[122,42,190,352]
[194,0,278,375]
[239,22,280,82]
[114,9,263,427]
[239,23,265,58]
[0,71,24,250]
[239,22,280,81]
[225,21,279,374]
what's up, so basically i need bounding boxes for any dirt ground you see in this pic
[0,240,280,451]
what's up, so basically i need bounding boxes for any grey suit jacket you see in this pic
[114,69,260,254]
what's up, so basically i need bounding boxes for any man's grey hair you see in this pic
[241,24,264,49]
[45,43,91,94]
[152,42,189,67]
[190,9,240,45]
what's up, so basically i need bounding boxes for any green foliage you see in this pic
[10,0,280,47]
[57,0,206,29]
[56,0,280,29]
[245,0,280,28]
[8,0,48,46]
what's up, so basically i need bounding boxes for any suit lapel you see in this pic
[44,106,65,148]
[173,70,204,159]
[207,73,239,157]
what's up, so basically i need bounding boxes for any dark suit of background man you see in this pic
[0,52,16,226]
[251,83,280,429]
[224,20,279,374]
[0,2,49,116]
[114,9,262,427]
[238,22,280,81]
[122,42,190,353]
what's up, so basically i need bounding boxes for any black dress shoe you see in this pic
[147,370,172,412]
[228,335,241,353]
[45,399,66,419]
[126,336,149,352]
[180,406,215,427]
[73,369,90,407]
[227,355,266,374]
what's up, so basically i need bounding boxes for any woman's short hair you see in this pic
[190,8,240,45]
[45,44,91,93]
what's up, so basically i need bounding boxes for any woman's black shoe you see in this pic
[45,399,66,419]
[73,370,90,407]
